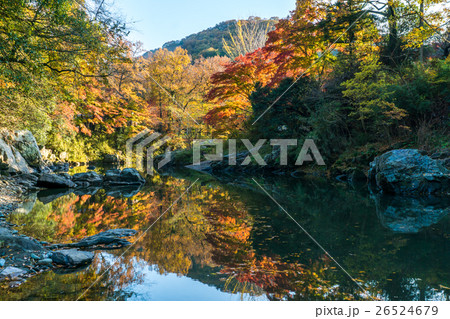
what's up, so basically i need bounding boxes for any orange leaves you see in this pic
[204,48,279,132]
[51,41,155,137]
[204,2,328,132]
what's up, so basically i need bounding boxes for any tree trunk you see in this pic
[419,0,424,63]
[386,3,400,65]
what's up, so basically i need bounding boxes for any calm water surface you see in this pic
[1,169,448,300]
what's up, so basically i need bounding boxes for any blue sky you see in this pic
[113,0,296,51]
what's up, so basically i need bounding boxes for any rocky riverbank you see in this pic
[0,179,138,287]
[167,146,450,195]
[0,130,146,287]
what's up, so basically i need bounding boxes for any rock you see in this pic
[59,151,68,161]
[37,173,76,188]
[104,168,145,186]
[40,147,53,162]
[51,249,94,268]
[368,149,449,195]
[72,171,103,186]
[87,165,96,170]
[14,173,39,188]
[0,258,5,267]
[103,154,119,163]
[31,253,40,260]
[49,162,69,172]
[11,130,43,167]
[12,149,34,174]
[57,173,72,180]
[62,229,137,249]
[0,266,27,279]
[104,169,121,182]
[120,168,146,184]
[37,258,53,266]
[0,232,45,252]
[36,166,52,174]
[430,150,450,170]
[0,137,34,174]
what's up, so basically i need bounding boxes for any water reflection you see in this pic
[373,194,449,233]
[1,171,448,301]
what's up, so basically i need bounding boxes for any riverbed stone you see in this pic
[49,162,69,172]
[37,258,53,266]
[0,228,45,252]
[51,249,94,267]
[0,266,27,279]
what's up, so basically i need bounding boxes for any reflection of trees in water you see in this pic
[5,175,449,301]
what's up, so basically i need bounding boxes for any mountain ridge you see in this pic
[144,17,279,60]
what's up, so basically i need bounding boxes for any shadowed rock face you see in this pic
[37,173,76,188]
[373,194,449,233]
[369,149,449,195]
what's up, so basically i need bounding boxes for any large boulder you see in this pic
[72,171,103,186]
[0,138,33,175]
[51,249,94,268]
[11,130,43,167]
[368,149,449,195]
[104,168,145,185]
[37,173,76,188]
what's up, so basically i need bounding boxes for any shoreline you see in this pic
[0,176,137,288]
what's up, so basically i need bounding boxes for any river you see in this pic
[0,168,448,300]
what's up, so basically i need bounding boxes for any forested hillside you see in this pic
[144,17,279,59]
[0,0,448,170]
